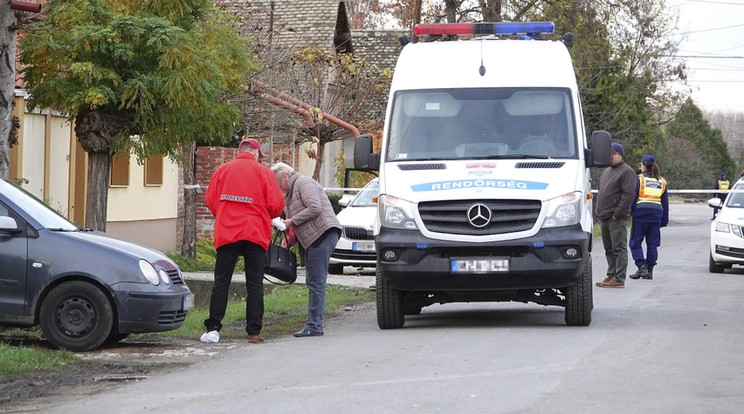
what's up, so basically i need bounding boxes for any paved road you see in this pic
[48,203,744,413]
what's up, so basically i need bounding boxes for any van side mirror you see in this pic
[353,134,380,172]
[0,216,21,234]
[587,130,612,168]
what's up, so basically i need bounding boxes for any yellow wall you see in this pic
[106,153,179,221]
[20,114,46,199]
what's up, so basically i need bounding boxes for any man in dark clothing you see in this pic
[595,143,637,288]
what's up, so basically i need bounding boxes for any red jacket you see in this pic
[206,152,285,251]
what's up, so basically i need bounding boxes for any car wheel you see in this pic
[376,269,405,329]
[40,281,114,352]
[565,257,592,326]
[328,263,344,274]
[709,252,725,273]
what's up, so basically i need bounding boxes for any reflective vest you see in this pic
[718,180,730,190]
[637,174,666,205]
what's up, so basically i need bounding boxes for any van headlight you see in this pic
[139,260,160,285]
[379,194,419,230]
[542,192,581,228]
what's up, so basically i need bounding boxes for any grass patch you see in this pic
[162,284,374,339]
[0,341,77,376]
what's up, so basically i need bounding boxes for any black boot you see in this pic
[642,266,653,280]
[629,265,649,280]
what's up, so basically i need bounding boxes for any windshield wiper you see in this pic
[47,227,75,232]
[478,154,551,160]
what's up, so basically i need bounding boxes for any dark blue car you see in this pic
[0,179,194,351]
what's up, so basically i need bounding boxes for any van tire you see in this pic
[709,252,725,273]
[40,281,114,351]
[565,257,592,326]
[376,270,405,329]
[328,264,344,275]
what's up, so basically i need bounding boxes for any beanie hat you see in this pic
[611,143,624,157]
[642,154,655,163]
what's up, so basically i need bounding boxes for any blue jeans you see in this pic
[303,229,340,332]
[600,218,630,282]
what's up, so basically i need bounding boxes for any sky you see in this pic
[668,0,744,112]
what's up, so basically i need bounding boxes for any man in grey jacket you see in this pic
[595,143,637,288]
[272,162,342,337]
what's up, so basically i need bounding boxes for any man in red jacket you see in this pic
[201,138,285,344]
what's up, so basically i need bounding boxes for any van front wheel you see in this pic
[376,270,405,329]
[565,257,593,326]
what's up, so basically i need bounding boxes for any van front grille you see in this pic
[418,199,541,235]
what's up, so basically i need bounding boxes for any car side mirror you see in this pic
[339,198,351,208]
[708,198,723,209]
[587,130,612,168]
[0,216,21,234]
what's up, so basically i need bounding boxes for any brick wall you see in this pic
[195,143,298,238]
[195,146,238,237]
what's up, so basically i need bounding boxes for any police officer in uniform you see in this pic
[629,154,669,280]
[713,172,729,220]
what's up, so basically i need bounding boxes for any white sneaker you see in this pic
[200,330,220,343]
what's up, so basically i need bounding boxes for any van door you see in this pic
[0,201,28,316]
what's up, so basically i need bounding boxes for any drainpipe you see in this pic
[10,0,41,12]
[249,80,360,138]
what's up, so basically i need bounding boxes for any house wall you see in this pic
[11,90,181,253]
[106,153,180,252]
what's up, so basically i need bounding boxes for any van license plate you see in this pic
[352,241,375,252]
[451,258,509,274]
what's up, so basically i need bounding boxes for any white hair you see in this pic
[271,162,294,175]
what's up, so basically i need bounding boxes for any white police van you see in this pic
[353,22,612,328]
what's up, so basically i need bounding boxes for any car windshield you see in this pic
[0,180,78,230]
[351,180,379,207]
[727,185,744,208]
[386,87,578,162]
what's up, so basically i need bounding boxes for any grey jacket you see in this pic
[596,161,637,220]
[285,172,341,247]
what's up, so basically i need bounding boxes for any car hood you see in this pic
[717,205,744,225]
[336,205,377,230]
[60,230,172,264]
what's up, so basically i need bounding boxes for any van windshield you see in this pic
[386,88,578,162]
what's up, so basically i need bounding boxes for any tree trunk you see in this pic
[312,140,325,182]
[180,142,196,259]
[444,0,458,23]
[74,109,129,232]
[0,3,17,180]
[479,0,502,22]
[85,151,111,231]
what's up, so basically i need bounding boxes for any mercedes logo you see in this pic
[467,203,491,228]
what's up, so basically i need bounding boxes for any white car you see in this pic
[709,179,744,273]
[329,178,379,274]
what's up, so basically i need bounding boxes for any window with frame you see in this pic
[110,151,130,186]
[144,155,163,186]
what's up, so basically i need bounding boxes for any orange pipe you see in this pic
[249,80,360,138]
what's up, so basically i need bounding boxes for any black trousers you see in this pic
[204,240,265,335]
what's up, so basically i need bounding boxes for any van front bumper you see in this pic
[376,224,590,292]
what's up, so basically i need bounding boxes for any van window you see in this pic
[386,88,577,161]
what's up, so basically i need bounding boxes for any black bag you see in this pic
[264,231,297,284]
